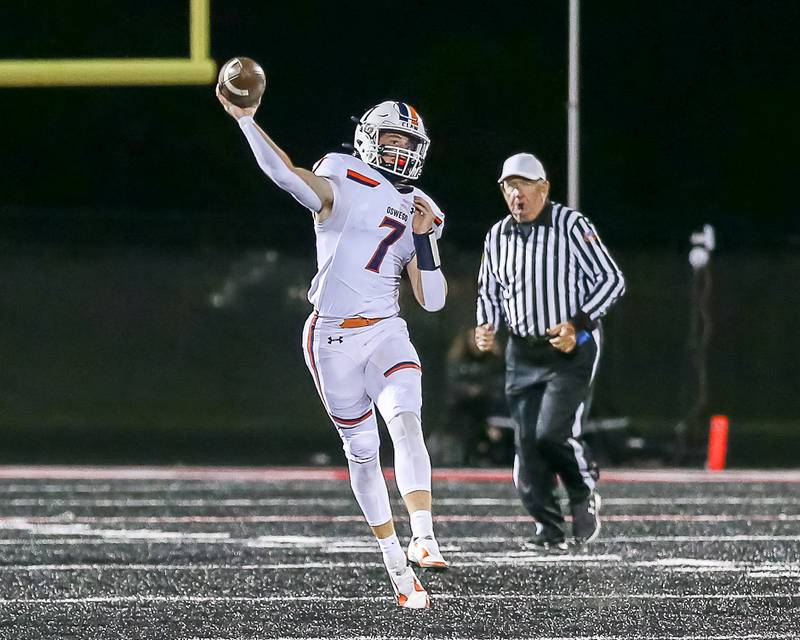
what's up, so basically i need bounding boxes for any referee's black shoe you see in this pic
[571,492,602,543]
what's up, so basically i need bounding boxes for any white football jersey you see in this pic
[307,153,445,319]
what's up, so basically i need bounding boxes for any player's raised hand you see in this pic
[216,84,260,120]
[412,196,435,234]
[475,324,496,352]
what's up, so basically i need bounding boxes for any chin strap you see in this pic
[413,230,446,312]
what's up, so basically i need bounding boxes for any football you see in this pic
[217,57,266,108]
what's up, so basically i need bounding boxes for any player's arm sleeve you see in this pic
[476,230,504,328]
[567,215,626,330]
[237,116,323,212]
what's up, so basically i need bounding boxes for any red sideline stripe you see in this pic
[346,169,380,187]
[0,466,799,483]
[383,361,421,377]
[331,409,373,427]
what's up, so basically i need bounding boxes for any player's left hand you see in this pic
[412,196,435,234]
[216,84,260,120]
[546,321,577,353]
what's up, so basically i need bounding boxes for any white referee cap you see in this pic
[498,153,547,183]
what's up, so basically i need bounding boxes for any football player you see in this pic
[217,89,449,609]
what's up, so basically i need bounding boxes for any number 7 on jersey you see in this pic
[365,216,406,272]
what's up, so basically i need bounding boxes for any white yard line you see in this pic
[1,514,797,524]
[2,534,800,546]
[0,557,798,576]
[0,520,231,541]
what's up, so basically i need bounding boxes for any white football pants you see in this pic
[301,313,431,526]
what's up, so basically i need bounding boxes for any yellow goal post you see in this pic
[0,0,216,87]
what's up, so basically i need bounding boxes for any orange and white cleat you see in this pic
[407,535,449,571]
[388,565,431,609]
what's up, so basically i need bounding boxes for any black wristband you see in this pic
[412,230,440,271]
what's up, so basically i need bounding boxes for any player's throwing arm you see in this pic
[215,57,334,222]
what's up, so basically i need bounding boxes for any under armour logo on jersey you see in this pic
[328,336,344,344]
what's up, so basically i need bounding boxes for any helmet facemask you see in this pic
[353,102,430,181]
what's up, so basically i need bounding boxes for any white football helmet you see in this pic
[353,101,430,180]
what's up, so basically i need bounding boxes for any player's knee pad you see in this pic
[387,411,425,451]
[387,412,431,495]
[342,429,391,526]
[341,428,380,465]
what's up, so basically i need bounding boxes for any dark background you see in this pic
[0,1,798,466]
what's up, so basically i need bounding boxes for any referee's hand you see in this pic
[475,324,496,352]
[547,321,577,353]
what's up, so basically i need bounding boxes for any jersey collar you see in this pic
[502,201,553,235]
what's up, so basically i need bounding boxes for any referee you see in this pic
[475,153,625,550]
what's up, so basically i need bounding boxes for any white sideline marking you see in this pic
[243,534,800,546]
[0,520,229,541]
[2,514,798,524]
[1,557,799,577]
[0,556,624,571]
[0,563,359,571]
[0,593,798,604]
[2,534,800,546]
[601,535,800,543]
[635,558,739,568]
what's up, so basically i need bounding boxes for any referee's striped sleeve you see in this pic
[568,215,626,323]
[476,230,503,328]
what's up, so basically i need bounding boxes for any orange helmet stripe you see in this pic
[407,104,419,127]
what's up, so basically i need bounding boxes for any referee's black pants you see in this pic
[505,333,599,541]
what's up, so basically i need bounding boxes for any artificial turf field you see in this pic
[0,466,798,639]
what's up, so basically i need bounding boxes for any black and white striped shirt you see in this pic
[476,201,625,338]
